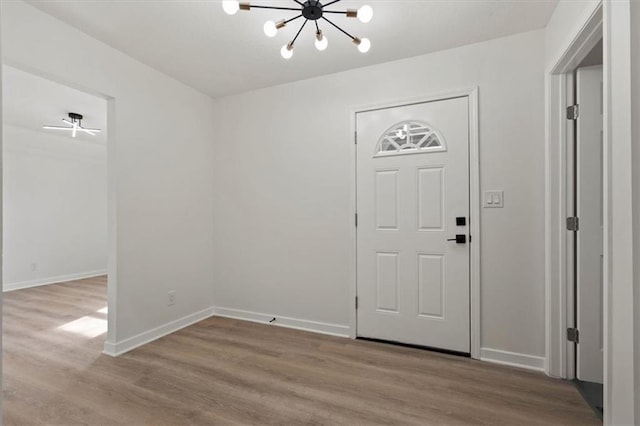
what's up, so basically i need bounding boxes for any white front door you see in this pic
[576,65,604,383]
[356,97,470,353]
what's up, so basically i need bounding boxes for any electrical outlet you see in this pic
[30,263,37,272]
[168,290,176,306]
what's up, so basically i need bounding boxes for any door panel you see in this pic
[417,167,444,230]
[576,65,604,383]
[376,251,399,312]
[375,170,399,230]
[418,254,444,318]
[356,97,470,353]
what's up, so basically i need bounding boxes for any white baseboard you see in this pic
[480,347,546,372]
[212,306,351,338]
[103,307,215,357]
[3,270,107,292]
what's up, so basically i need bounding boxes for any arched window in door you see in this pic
[374,121,446,156]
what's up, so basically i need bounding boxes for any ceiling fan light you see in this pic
[281,42,294,59]
[43,113,101,138]
[43,126,69,130]
[222,0,240,15]
[315,30,328,51]
[357,5,373,23]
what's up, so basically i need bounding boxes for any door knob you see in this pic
[447,234,467,244]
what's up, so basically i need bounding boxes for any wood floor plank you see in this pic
[3,276,600,425]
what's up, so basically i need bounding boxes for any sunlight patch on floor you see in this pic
[96,306,108,314]
[57,316,107,338]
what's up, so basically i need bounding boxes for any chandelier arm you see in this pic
[323,0,342,7]
[285,14,304,24]
[322,10,349,15]
[315,19,320,32]
[292,0,305,6]
[321,16,355,40]
[291,19,309,45]
[249,5,302,12]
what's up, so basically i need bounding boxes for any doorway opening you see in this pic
[1,65,113,359]
[570,40,604,418]
[544,3,604,421]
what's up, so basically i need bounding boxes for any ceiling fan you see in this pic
[43,113,101,138]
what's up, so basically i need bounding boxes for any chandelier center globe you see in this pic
[302,1,324,20]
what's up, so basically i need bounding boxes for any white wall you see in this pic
[1,0,215,352]
[2,125,107,290]
[211,30,547,363]
[0,1,4,416]
[633,1,640,418]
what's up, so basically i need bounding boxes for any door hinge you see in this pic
[567,327,580,343]
[354,131,358,144]
[355,213,358,227]
[567,104,579,120]
[355,296,359,310]
[567,217,580,231]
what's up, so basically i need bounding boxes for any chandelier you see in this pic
[222,0,373,59]
[43,113,101,138]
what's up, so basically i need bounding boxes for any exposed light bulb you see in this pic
[264,21,277,37]
[281,43,294,59]
[358,37,371,53]
[357,5,373,23]
[315,31,328,51]
[222,0,240,15]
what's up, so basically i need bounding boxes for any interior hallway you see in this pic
[3,277,599,425]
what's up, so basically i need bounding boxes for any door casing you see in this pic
[348,87,481,359]
[546,4,603,381]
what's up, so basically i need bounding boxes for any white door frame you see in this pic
[545,3,603,381]
[546,0,638,423]
[348,87,481,359]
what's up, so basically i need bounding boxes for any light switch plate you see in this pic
[483,190,504,208]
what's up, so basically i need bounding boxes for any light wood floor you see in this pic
[3,276,600,425]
